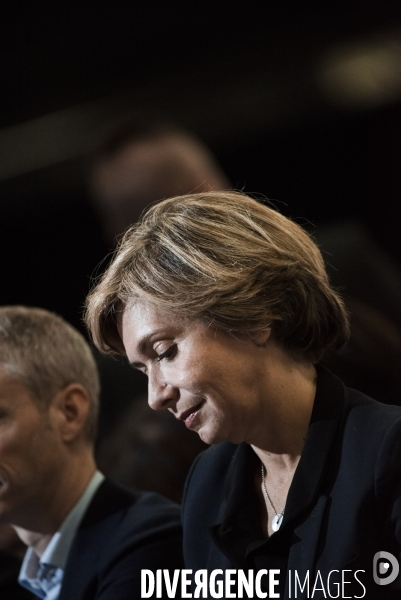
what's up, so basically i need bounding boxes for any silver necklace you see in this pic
[260,462,284,532]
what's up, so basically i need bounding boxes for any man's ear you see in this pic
[51,384,90,443]
[251,328,272,347]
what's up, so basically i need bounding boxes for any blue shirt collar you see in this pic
[19,471,105,599]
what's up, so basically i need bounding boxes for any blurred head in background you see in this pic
[89,121,229,244]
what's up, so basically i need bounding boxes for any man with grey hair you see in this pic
[0,306,183,600]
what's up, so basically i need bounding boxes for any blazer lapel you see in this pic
[59,480,136,600]
[58,524,102,600]
[285,495,330,600]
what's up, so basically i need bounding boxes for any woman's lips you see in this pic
[178,401,204,428]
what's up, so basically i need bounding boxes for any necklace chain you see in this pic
[260,462,285,532]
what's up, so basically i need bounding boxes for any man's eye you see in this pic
[156,345,177,362]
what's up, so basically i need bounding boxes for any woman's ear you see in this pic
[251,328,272,347]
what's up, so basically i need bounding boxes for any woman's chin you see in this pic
[197,426,227,446]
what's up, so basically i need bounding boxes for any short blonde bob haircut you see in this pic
[85,191,349,362]
[0,306,100,442]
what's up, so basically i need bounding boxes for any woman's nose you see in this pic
[147,369,178,411]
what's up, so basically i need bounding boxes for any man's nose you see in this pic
[147,369,178,411]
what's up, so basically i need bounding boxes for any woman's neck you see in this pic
[249,345,317,467]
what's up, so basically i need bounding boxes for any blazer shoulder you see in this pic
[345,384,401,413]
[182,442,237,531]
[61,482,183,600]
[374,414,401,498]
[337,388,401,499]
[344,386,401,436]
[87,480,182,549]
[184,443,237,500]
[120,489,182,542]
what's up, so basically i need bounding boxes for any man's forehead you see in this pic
[0,365,36,402]
[0,362,24,382]
[0,362,18,385]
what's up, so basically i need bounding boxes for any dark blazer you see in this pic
[182,367,401,599]
[0,551,32,600]
[59,479,183,600]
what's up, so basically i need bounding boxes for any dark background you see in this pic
[1,1,401,332]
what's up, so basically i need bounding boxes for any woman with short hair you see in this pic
[86,191,401,598]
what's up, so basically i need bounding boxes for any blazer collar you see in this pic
[284,365,345,523]
[217,365,346,535]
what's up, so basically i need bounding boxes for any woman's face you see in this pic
[121,302,274,446]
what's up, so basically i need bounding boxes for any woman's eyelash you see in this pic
[156,344,177,362]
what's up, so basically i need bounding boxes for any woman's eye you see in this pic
[156,344,177,362]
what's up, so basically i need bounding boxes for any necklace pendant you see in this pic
[272,513,284,532]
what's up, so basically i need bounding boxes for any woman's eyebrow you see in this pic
[129,330,170,369]
[129,360,145,371]
[136,329,167,354]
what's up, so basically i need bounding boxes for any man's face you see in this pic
[0,367,66,530]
